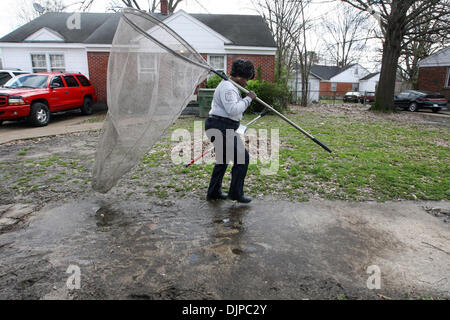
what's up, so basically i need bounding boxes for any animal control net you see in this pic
[92,8,210,193]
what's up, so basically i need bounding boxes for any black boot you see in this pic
[207,192,229,201]
[228,194,252,203]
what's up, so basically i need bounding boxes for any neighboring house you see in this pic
[359,72,380,93]
[288,69,321,103]
[0,3,276,103]
[311,64,370,98]
[417,47,450,100]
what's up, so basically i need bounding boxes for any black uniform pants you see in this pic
[205,116,249,199]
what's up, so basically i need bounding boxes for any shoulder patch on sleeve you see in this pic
[225,90,238,103]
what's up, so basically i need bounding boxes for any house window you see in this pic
[352,83,359,92]
[208,55,226,73]
[50,54,65,72]
[446,68,450,88]
[31,54,47,72]
[331,82,337,92]
[138,54,157,82]
[31,53,65,72]
[354,66,359,75]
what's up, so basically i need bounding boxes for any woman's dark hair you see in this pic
[230,59,255,80]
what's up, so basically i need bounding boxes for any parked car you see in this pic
[394,90,447,113]
[343,92,362,103]
[0,69,29,87]
[359,92,376,104]
[0,72,97,126]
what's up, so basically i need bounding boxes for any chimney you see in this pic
[161,0,169,15]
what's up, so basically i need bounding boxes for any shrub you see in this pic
[206,75,223,89]
[204,76,289,114]
[245,80,289,113]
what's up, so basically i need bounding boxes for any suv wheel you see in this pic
[0,120,3,126]
[29,102,50,127]
[81,97,93,115]
[432,107,441,113]
[408,102,418,112]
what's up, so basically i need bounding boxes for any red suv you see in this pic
[0,72,97,126]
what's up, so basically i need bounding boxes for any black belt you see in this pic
[209,114,240,124]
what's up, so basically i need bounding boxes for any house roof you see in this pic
[310,64,357,80]
[1,13,116,43]
[190,14,275,47]
[418,46,450,67]
[0,11,276,47]
[360,72,380,81]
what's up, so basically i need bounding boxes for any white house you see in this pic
[359,72,380,93]
[289,70,321,103]
[310,64,370,97]
[0,5,277,103]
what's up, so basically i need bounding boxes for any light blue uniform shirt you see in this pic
[209,80,252,122]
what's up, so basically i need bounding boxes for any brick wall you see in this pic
[418,66,450,100]
[87,52,109,103]
[226,54,275,82]
[319,81,355,97]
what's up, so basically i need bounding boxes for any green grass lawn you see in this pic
[2,110,448,203]
[151,111,449,202]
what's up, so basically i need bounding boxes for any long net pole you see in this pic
[122,9,333,154]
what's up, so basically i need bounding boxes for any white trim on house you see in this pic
[84,44,112,52]
[0,42,86,49]
[25,27,65,42]
[225,45,277,55]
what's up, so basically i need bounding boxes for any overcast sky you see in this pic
[0,0,381,71]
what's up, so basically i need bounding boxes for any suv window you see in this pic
[4,74,49,89]
[51,76,65,88]
[0,72,12,86]
[76,75,91,87]
[63,75,79,87]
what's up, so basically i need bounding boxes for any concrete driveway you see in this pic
[0,105,106,144]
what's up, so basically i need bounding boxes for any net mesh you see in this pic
[92,9,210,193]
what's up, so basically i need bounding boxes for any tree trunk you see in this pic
[276,50,283,83]
[372,0,409,112]
[372,37,402,112]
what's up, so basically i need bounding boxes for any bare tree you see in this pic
[80,0,183,13]
[398,2,449,86]
[321,3,374,67]
[341,0,450,112]
[288,3,316,107]
[16,0,67,25]
[252,0,309,84]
